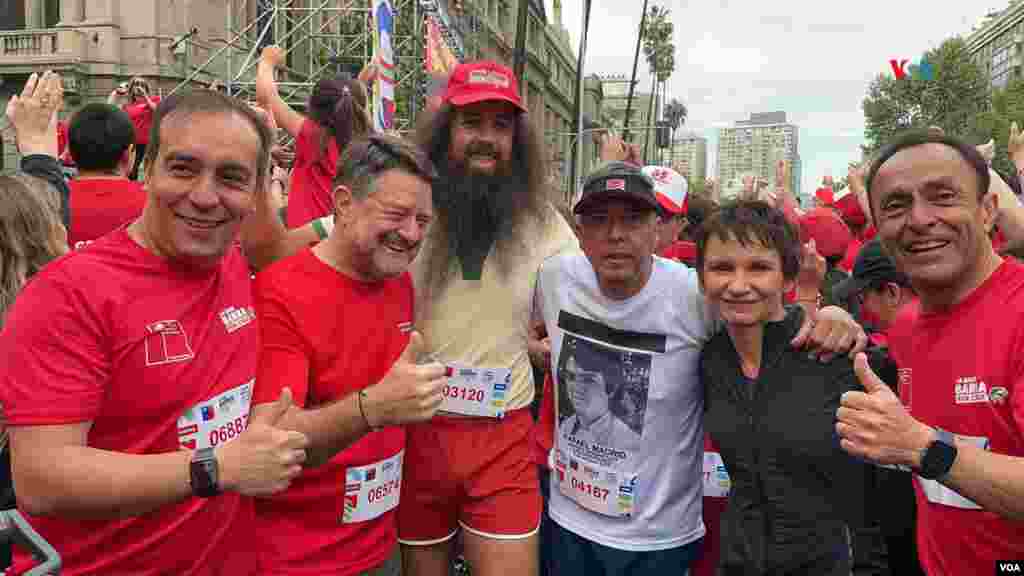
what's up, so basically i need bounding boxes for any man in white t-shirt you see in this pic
[532,162,866,574]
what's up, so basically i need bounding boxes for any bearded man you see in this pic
[396,60,577,576]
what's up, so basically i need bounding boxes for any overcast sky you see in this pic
[546,0,1006,195]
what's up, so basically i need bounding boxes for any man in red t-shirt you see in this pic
[251,134,447,575]
[837,130,1024,575]
[65,103,147,249]
[0,89,308,576]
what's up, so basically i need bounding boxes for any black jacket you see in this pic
[701,306,887,576]
[21,153,71,228]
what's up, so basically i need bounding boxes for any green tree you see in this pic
[687,176,706,197]
[862,37,989,154]
[973,77,1024,178]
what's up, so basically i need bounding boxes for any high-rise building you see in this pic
[966,1,1024,90]
[598,74,661,150]
[716,111,800,199]
[669,134,707,184]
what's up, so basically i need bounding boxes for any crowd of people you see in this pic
[0,44,1022,576]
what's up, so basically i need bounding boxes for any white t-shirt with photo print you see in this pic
[534,252,716,552]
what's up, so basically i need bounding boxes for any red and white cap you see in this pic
[641,165,689,215]
[831,187,867,228]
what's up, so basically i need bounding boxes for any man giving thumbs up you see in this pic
[250,133,445,576]
[838,130,1024,576]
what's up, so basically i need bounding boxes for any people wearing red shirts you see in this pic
[690,436,729,576]
[118,77,161,181]
[65,103,146,249]
[660,239,697,265]
[836,131,1024,575]
[256,44,372,228]
[251,134,447,575]
[0,89,307,576]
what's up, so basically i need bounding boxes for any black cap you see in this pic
[574,161,662,215]
[832,239,909,301]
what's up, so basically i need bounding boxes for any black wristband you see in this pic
[190,447,221,498]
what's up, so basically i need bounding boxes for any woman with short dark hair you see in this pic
[697,200,885,575]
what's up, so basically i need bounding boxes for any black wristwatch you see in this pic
[918,427,958,480]
[190,447,222,498]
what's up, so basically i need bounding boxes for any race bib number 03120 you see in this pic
[439,366,510,418]
[177,380,254,451]
[343,451,403,524]
[554,449,637,518]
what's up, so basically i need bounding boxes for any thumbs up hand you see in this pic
[216,387,309,496]
[359,331,447,427]
[836,353,934,468]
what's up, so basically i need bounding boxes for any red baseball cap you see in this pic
[832,188,867,228]
[814,186,834,206]
[443,60,526,112]
[799,207,853,259]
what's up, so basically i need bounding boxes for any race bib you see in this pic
[703,452,731,498]
[343,451,403,524]
[177,380,254,451]
[439,366,510,418]
[554,449,637,518]
[918,434,988,510]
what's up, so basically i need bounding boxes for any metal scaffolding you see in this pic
[171,0,428,133]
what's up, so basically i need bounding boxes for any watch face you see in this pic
[921,435,957,480]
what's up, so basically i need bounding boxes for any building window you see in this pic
[44,0,59,27]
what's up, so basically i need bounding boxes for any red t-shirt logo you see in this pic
[145,320,194,366]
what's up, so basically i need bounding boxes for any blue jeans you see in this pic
[550,519,701,576]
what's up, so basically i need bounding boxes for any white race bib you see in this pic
[703,452,731,498]
[918,434,988,510]
[177,380,254,450]
[343,451,403,524]
[439,366,510,418]
[554,449,637,518]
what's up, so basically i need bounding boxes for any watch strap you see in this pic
[190,447,221,498]
[919,427,957,480]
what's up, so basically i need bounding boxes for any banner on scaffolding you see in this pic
[372,0,396,131]
[424,15,459,74]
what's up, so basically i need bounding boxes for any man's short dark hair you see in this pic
[335,134,438,200]
[865,131,990,216]
[68,103,135,171]
[695,200,801,281]
[145,90,274,186]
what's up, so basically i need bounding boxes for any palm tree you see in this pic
[641,5,675,163]
[663,98,687,166]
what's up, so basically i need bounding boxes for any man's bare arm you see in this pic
[256,332,446,468]
[11,391,309,519]
[10,423,193,519]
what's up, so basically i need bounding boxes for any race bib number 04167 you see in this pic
[177,380,254,451]
[439,366,510,418]
[554,449,637,518]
